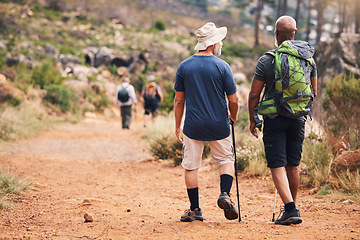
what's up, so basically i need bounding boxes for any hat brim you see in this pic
[194,27,227,51]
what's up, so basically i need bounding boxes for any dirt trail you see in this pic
[0,117,359,239]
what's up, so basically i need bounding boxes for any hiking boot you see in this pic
[217,192,238,220]
[180,208,203,222]
[275,208,302,225]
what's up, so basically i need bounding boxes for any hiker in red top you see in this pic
[141,75,163,127]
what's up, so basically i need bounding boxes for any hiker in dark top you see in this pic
[174,22,239,222]
[248,16,318,225]
[116,77,137,129]
[141,75,163,127]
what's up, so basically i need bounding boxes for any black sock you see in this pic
[284,202,296,212]
[220,174,233,194]
[187,188,199,211]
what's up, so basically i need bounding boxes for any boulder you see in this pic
[44,44,58,59]
[5,53,19,67]
[331,149,360,174]
[315,33,360,88]
[313,33,360,119]
[1,68,16,81]
[59,54,81,68]
[0,40,7,49]
[84,46,98,66]
[94,46,113,68]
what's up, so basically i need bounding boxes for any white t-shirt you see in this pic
[116,82,137,106]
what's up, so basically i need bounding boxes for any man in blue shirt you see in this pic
[174,22,239,222]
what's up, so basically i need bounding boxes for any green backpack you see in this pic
[256,40,315,119]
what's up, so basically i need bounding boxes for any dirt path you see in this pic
[0,117,359,239]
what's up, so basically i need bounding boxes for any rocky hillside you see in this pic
[312,33,360,120]
[0,0,261,125]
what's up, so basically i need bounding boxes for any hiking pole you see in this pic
[230,120,241,222]
[272,189,277,222]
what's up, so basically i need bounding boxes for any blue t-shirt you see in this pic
[174,55,237,141]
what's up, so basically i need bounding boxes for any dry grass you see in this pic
[0,169,32,208]
[142,112,175,142]
[301,139,333,188]
[337,170,360,194]
[0,102,52,142]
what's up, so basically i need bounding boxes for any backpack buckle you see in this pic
[297,90,303,99]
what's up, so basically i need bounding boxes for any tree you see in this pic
[276,0,282,17]
[356,0,360,33]
[294,0,302,22]
[254,0,264,46]
[282,0,287,15]
[337,0,350,34]
[304,0,312,42]
[315,0,328,44]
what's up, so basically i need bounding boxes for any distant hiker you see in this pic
[174,22,239,222]
[248,16,318,225]
[141,75,163,127]
[116,77,137,129]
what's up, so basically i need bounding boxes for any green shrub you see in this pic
[4,94,23,107]
[150,135,182,165]
[31,61,63,89]
[150,134,210,166]
[43,85,78,113]
[84,87,110,112]
[222,42,252,58]
[93,94,110,112]
[301,139,333,188]
[159,81,175,114]
[159,90,174,114]
[322,74,360,149]
[317,184,331,195]
[236,109,249,131]
[133,73,147,93]
[236,142,268,176]
[153,18,166,31]
[108,65,118,76]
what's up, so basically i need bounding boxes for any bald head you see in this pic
[275,16,297,46]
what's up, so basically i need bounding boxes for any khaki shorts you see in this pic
[181,134,235,170]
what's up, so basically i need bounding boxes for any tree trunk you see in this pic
[255,0,264,46]
[355,0,360,33]
[305,0,311,42]
[315,0,325,44]
[277,0,283,18]
[338,0,346,34]
[282,0,288,15]
[295,0,302,22]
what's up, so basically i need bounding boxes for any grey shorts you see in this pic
[263,115,306,168]
[181,134,234,170]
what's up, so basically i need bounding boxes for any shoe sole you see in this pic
[180,217,203,222]
[275,217,302,225]
[217,197,238,220]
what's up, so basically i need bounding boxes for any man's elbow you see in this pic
[174,98,185,106]
[248,91,260,101]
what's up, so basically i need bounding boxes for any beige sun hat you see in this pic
[194,22,227,51]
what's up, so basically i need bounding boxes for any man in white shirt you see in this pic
[116,77,137,129]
